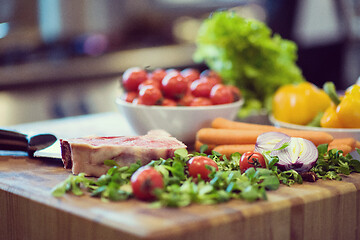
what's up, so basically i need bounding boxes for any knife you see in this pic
[0,129,58,158]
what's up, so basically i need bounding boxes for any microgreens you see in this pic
[311,145,360,180]
[51,146,360,207]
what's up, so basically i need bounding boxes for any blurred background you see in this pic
[0,0,359,126]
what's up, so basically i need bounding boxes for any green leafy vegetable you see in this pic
[51,145,360,208]
[52,149,279,207]
[194,11,304,117]
[51,161,141,202]
[312,145,360,180]
[264,156,303,186]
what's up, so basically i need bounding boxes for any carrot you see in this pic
[212,118,276,131]
[194,140,216,153]
[197,128,259,145]
[276,129,333,145]
[327,143,353,155]
[329,138,356,149]
[211,118,334,145]
[197,128,333,146]
[213,144,255,157]
[356,141,360,149]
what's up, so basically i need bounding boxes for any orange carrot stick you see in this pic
[329,138,356,149]
[276,129,333,145]
[212,118,276,131]
[327,143,353,155]
[194,140,216,153]
[197,128,259,145]
[196,128,333,146]
[211,118,333,145]
[356,141,360,149]
[213,144,255,157]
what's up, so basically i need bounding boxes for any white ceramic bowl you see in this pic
[269,115,360,158]
[116,98,244,144]
[269,115,360,139]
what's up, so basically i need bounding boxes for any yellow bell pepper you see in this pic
[320,83,360,128]
[345,84,360,97]
[320,103,344,128]
[336,85,360,128]
[272,82,331,125]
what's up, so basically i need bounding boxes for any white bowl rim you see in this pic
[115,97,244,111]
[269,114,360,133]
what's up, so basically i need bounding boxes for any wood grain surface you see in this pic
[0,154,359,240]
[1,112,360,240]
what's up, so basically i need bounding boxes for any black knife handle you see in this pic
[0,129,29,152]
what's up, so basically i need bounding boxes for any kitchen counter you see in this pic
[1,112,360,240]
[0,44,197,89]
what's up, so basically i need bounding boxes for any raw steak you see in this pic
[60,130,186,177]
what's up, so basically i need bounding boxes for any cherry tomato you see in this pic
[200,70,222,83]
[121,91,138,103]
[227,85,242,102]
[239,151,266,173]
[122,67,148,92]
[190,78,214,98]
[180,68,200,83]
[149,68,167,83]
[162,98,177,106]
[138,86,163,105]
[188,156,218,181]
[161,72,188,100]
[138,79,161,91]
[178,91,195,106]
[210,84,234,105]
[206,76,222,87]
[131,166,164,201]
[132,97,139,104]
[189,97,212,106]
[166,68,180,74]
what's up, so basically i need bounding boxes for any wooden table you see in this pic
[1,112,360,240]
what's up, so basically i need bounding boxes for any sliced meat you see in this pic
[60,130,186,177]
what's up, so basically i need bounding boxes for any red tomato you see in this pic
[122,67,148,92]
[200,70,222,83]
[138,79,161,91]
[210,84,234,105]
[149,68,167,83]
[138,86,163,105]
[131,166,164,201]
[206,76,222,87]
[227,85,242,102]
[121,91,138,103]
[239,151,266,173]
[166,68,180,74]
[189,97,212,106]
[178,91,195,106]
[132,97,139,104]
[162,98,177,106]
[188,156,218,181]
[190,78,214,98]
[180,68,200,83]
[161,72,188,100]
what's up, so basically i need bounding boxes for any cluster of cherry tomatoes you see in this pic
[130,151,266,201]
[120,67,242,106]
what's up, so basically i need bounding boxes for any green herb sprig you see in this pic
[51,160,141,202]
[51,146,360,207]
[312,145,360,180]
[52,149,280,207]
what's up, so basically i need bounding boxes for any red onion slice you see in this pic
[270,137,318,173]
[255,132,291,153]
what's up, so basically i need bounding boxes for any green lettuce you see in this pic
[194,11,304,117]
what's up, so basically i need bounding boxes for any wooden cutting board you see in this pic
[0,154,359,240]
